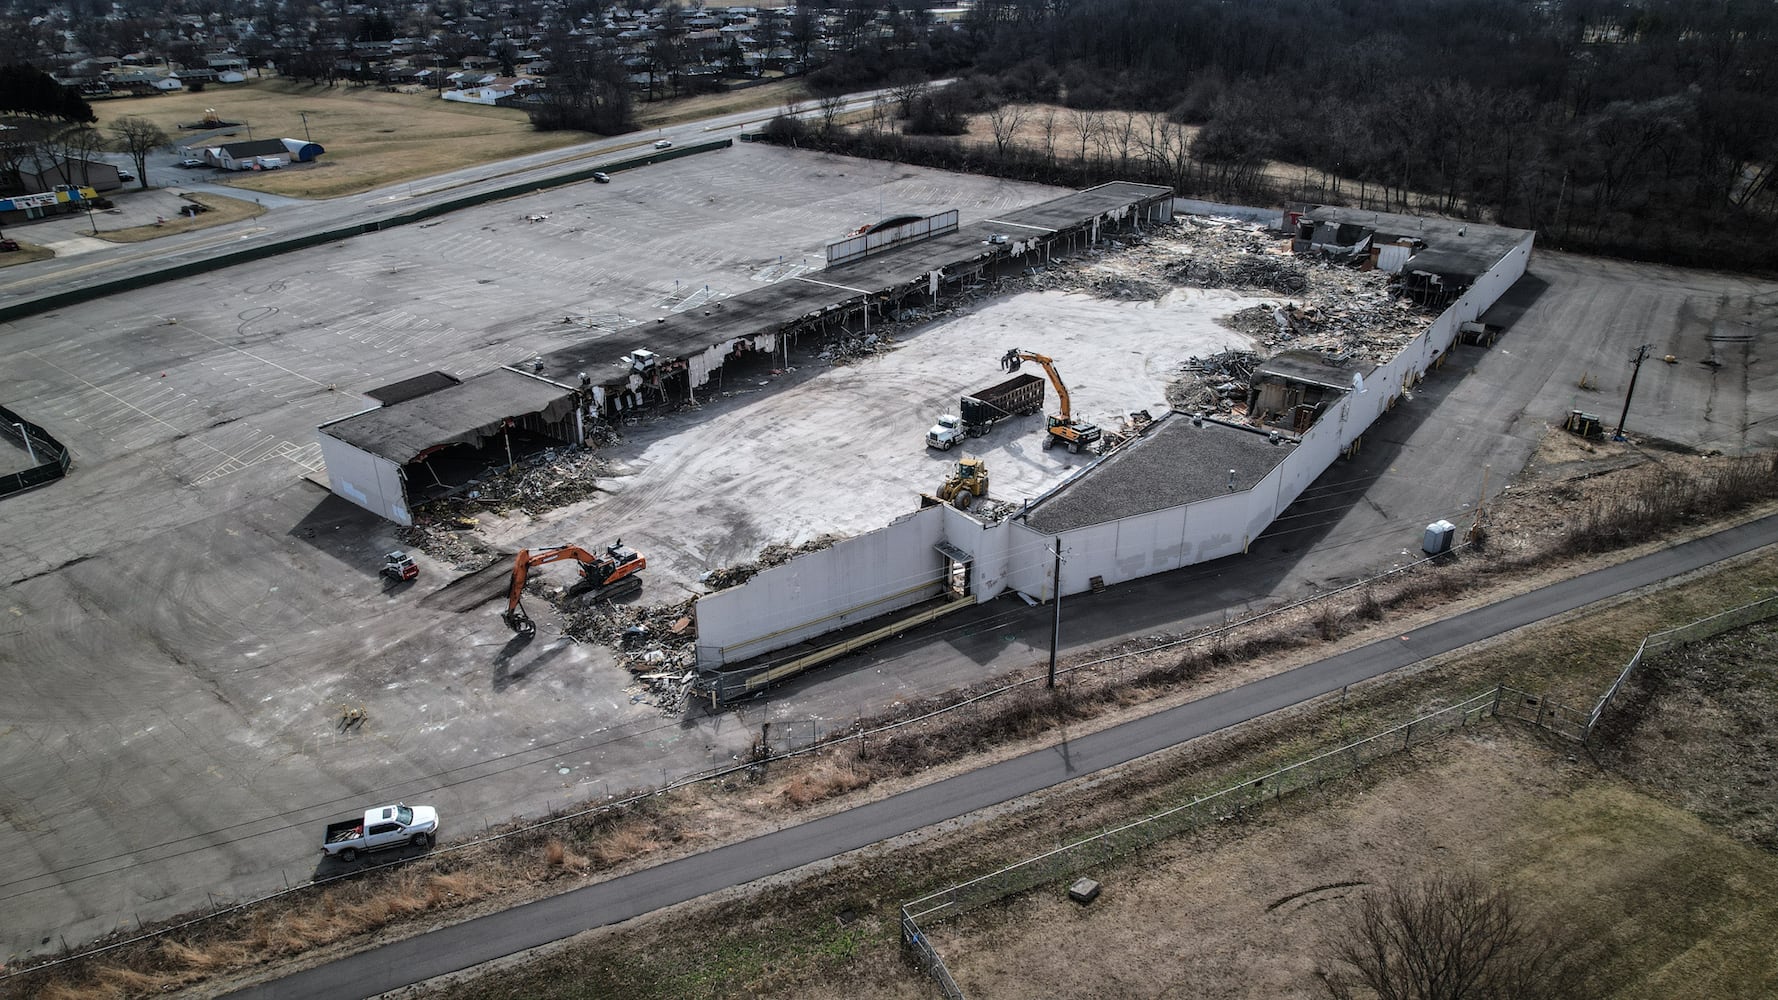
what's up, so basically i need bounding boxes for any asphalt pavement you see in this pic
[224,510,1778,1000]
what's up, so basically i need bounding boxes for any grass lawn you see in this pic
[100,193,266,243]
[0,241,55,267]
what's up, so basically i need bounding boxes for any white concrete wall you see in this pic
[696,505,946,667]
[316,433,411,525]
[694,228,1536,667]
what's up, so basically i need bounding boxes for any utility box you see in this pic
[1422,519,1456,555]
[1068,878,1102,905]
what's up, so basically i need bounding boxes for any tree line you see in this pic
[788,0,1778,271]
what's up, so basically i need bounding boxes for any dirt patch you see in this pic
[0,241,55,267]
[937,731,1778,1000]
[1595,618,1778,850]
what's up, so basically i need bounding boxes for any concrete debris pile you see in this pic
[700,534,846,591]
[1246,290,1426,361]
[467,447,611,517]
[1164,251,1309,294]
[396,511,489,571]
[820,332,894,366]
[969,497,1024,523]
[1166,350,1261,413]
[562,596,700,712]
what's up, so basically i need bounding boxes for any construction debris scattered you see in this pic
[700,534,846,590]
[1166,350,1262,413]
[1006,217,1436,421]
[561,596,700,713]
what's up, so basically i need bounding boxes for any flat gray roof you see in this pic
[1301,206,1528,281]
[1255,350,1369,390]
[1023,414,1295,533]
[321,368,577,464]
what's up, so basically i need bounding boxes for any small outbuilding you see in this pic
[279,137,325,162]
[212,139,290,170]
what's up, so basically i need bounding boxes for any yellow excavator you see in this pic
[502,541,645,636]
[1000,349,1101,453]
[935,456,989,509]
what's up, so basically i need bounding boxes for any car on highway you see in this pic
[178,158,207,168]
[653,139,673,149]
[592,171,610,183]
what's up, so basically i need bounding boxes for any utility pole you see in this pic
[1047,537,1062,689]
[1614,344,1652,441]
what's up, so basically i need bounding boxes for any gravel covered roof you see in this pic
[1023,414,1295,533]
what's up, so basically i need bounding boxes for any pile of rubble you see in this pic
[1164,250,1310,294]
[561,595,700,713]
[1004,217,1444,420]
[1166,350,1261,413]
[700,534,846,591]
[398,501,492,571]
[819,332,895,365]
[466,447,612,517]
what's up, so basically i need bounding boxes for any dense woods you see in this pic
[791,0,1778,271]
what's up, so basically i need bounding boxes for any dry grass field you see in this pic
[87,76,805,200]
[93,78,585,198]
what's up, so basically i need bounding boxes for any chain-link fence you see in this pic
[1587,594,1778,738]
[900,909,965,1000]
[902,690,1499,958]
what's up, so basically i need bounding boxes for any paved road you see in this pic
[225,512,1778,999]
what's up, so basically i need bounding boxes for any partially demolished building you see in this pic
[692,206,1534,700]
[315,182,1174,524]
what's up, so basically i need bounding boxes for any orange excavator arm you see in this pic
[1001,349,1072,423]
[503,546,601,636]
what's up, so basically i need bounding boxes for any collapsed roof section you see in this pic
[321,367,579,465]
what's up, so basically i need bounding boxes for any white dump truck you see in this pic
[321,803,439,862]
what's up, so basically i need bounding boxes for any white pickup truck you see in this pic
[321,803,439,862]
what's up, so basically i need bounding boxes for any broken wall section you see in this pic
[695,505,948,668]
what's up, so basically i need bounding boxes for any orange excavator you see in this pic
[501,541,646,636]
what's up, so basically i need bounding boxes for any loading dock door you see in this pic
[934,540,974,599]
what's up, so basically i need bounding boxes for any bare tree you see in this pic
[867,95,894,136]
[1038,107,1058,170]
[1316,874,1600,1000]
[817,90,848,134]
[35,124,104,188]
[1068,108,1100,175]
[110,115,168,189]
[986,102,1030,159]
[889,71,928,119]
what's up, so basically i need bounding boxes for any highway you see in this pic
[224,511,1778,999]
